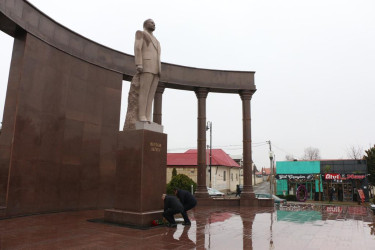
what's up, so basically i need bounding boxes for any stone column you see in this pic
[153,83,165,125]
[239,90,256,203]
[194,88,209,198]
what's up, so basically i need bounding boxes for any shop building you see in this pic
[276,160,369,202]
[320,160,369,202]
[276,161,322,201]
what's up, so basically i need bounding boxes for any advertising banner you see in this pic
[323,173,366,180]
[345,174,366,180]
[275,174,314,181]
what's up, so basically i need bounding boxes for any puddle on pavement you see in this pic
[176,204,375,249]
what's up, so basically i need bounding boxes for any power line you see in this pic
[167,141,269,152]
[272,143,293,156]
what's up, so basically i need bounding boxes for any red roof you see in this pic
[167,149,239,168]
[167,153,197,166]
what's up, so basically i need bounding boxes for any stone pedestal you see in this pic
[240,197,258,207]
[104,128,167,227]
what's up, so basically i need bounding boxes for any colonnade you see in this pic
[153,85,256,202]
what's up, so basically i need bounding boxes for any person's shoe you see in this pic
[182,221,191,226]
[168,223,177,228]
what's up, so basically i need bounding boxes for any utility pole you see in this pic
[206,121,212,188]
[273,154,276,196]
[206,144,210,187]
[253,164,257,186]
[239,158,243,186]
[267,140,274,196]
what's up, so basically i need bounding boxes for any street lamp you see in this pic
[253,164,257,186]
[239,158,243,186]
[269,151,274,196]
[206,121,212,188]
[206,144,210,186]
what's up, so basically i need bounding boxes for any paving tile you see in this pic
[0,205,374,249]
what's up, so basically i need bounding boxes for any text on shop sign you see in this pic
[324,173,341,180]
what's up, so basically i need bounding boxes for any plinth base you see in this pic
[256,198,274,207]
[240,198,258,207]
[104,129,167,227]
[240,192,258,207]
[104,209,163,228]
[194,186,210,198]
[0,206,6,217]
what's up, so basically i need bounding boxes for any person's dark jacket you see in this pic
[164,195,184,212]
[236,185,241,194]
[176,189,197,209]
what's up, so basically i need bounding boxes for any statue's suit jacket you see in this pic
[134,30,161,75]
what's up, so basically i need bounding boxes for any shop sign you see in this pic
[275,174,314,180]
[323,173,366,181]
[324,173,341,180]
[345,174,366,180]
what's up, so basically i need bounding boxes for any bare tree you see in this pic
[301,147,321,160]
[346,145,364,160]
[285,154,295,161]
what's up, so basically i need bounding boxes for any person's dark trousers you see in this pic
[181,210,190,223]
[182,202,197,223]
[163,209,180,224]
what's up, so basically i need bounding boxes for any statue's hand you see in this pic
[136,65,143,73]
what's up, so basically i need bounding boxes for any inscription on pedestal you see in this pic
[150,142,162,152]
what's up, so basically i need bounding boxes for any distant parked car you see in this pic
[207,187,224,197]
[255,193,287,204]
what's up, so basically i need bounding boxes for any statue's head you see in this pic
[143,19,155,32]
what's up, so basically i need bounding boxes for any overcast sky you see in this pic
[0,0,374,169]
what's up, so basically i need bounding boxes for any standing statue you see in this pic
[124,19,161,130]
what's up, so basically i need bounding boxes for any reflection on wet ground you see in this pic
[0,204,374,249]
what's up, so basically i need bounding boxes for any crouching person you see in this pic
[174,188,197,226]
[162,194,184,228]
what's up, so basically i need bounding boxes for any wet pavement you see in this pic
[0,203,374,250]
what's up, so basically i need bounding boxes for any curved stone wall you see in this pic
[0,0,256,217]
[0,0,255,92]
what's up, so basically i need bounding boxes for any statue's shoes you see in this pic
[139,116,148,122]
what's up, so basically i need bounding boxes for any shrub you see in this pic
[166,174,197,195]
[172,168,177,178]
